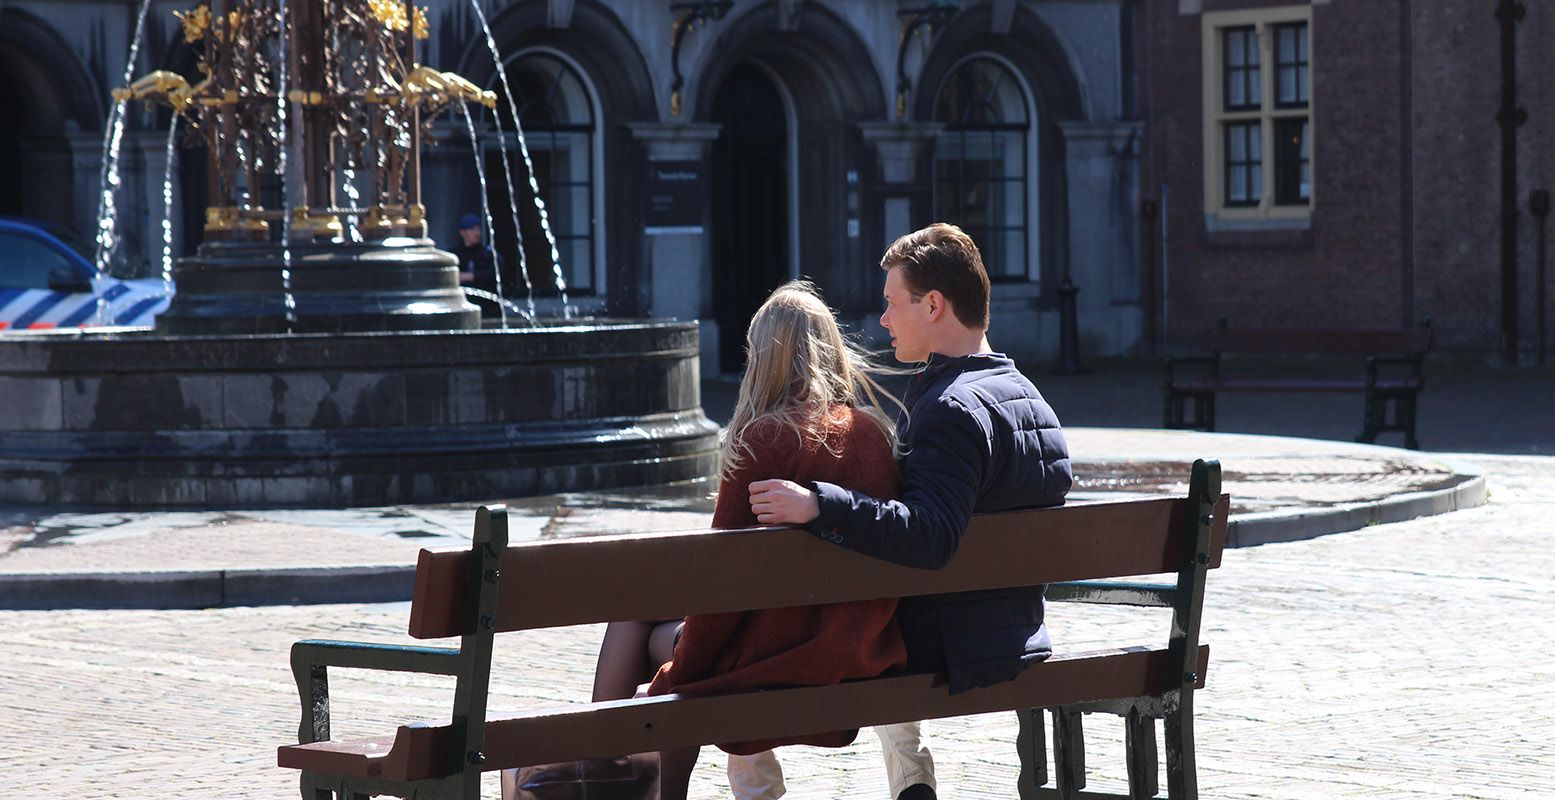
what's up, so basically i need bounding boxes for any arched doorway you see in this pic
[0,39,85,227]
[0,57,29,218]
[0,23,96,233]
[709,62,789,373]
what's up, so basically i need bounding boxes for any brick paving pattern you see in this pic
[2,454,1549,798]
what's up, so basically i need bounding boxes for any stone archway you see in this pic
[450,0,658,316]
[0,10,102,235]
[912,4,1089,298]
[692,4,888,328]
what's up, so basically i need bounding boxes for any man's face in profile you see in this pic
[459,225,482,247]
[880,266,932,363]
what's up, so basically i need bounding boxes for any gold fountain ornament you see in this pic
[119,0,486,240]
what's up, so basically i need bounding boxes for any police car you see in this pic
[0,218,171,330]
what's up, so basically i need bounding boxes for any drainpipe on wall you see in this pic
[1532,189,1550,366]
[1496,0,1526,365]
[1141,197,1159,354]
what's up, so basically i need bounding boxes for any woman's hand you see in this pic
[748,479,820,525]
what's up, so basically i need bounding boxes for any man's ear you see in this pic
[923,290,947,322]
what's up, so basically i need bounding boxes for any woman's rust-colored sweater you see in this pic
[646,406,906,754]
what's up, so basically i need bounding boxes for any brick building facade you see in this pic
[1142,0,1555,357]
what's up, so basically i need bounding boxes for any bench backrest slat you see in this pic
[1201,327,1431,355]
[408,495,1229,640]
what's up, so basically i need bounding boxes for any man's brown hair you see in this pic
[879,223,990,330]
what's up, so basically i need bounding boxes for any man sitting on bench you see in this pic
[750,223,1073,800]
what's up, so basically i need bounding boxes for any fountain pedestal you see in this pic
[157,240,480,335]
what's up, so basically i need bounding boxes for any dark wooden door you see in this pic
[710,63,789,374]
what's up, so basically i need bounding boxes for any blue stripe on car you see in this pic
[101,283,131,302]
[0,288,23,316]
[58,297,101,327]
[13,292,69,328]
[113,295,164,326]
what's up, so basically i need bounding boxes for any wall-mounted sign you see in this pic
[644,160,705,235]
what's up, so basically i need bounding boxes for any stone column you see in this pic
[1059,120,1145,352]
[67,131,105,263]
[629,122,721,373]
[855,122,942,344]
[423,120,478,253]
[859,121,942,247]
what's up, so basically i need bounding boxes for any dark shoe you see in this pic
[898,784,936,800]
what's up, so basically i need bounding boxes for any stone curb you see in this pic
[1227,457,1487,547]
[0,565,414,611]
[0,458,1489,611]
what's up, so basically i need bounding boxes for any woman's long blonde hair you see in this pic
[720,281,905,478]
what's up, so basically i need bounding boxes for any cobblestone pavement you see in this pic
[1,454,1548,798]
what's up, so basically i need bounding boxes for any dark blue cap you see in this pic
[457,212,481,230]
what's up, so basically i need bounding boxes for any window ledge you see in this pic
[989,281,1044,302]
[1203,212,1312,233]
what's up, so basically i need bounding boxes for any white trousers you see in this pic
[725,722,935,800]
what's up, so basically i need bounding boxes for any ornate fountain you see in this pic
[117,0,493,332]
[0,0,719,508]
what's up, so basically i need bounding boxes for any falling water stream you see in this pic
[458,287,533,318]
[341,163,363,243]
[468,0,570,316]
[159,117,179,295]
[457,101,510,328]
[485,111,532,321]
[275,0,296,329]
[92,0,155,324]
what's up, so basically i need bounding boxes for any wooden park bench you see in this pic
[1164,321,1432,449]
[277,460,1229,800]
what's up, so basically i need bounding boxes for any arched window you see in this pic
[486,51,598,297]
[933,57,1033,281]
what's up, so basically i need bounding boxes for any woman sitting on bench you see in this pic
[577,281,911,799]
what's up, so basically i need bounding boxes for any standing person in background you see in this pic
[452,212,496,295]
[747,223,1073,800]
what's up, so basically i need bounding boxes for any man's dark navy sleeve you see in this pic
[810,398,985,569]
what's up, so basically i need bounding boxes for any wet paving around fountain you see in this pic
[0,427,1480,579]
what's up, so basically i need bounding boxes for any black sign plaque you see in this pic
[644,160,705,235]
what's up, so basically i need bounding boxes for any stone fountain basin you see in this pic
[0,320,719,508]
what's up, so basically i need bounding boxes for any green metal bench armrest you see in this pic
[1165,356,1217,388]
[1365,355,1426,388]
[291,640,464,745]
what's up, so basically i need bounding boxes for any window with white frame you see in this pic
[1202,7,1312,219]
[486,51,598,296]
[933,56,1033,281]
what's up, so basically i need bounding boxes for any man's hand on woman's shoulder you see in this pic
[748,479,820,525]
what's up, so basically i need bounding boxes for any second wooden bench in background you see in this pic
[1164,320,1432,449]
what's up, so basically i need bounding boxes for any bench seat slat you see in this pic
[1170,377,1422,393]
[278,645,1210,781]
[409,496,1229,639]
[279,735,396,777]
[1201,328,1431,355]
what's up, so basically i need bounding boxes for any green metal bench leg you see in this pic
[1126,707,1160,799]
[1052,707,1086,798]
[1358,391,1382,443]
[1400,393,1420,449]
[1163,693,1197,800]
[1017,707,1049,798]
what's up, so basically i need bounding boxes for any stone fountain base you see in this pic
[157,239,481,335]
[0,321,718,508]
